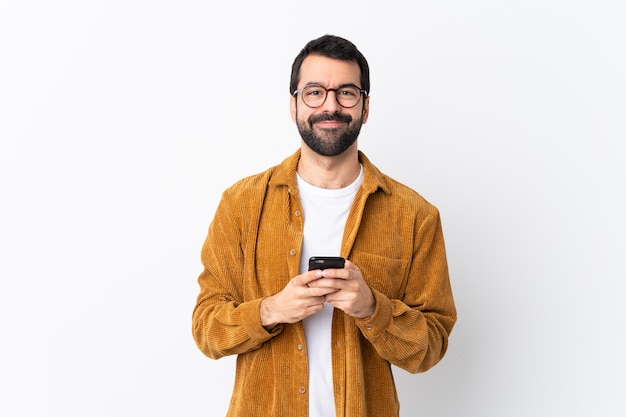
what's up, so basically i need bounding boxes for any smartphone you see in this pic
[308,256,345,270]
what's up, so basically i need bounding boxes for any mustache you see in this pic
[308,113,353,124]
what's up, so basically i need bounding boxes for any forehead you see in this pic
[298,55,361,88]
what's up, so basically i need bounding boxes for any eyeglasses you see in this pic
[293,84,367,108]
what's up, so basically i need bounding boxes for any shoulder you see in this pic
[221,165,277,202]
[379,176,441,226]
[222,150,299,201]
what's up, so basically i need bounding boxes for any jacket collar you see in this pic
[268,149,391,195]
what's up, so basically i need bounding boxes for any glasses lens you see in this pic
[335,86,361,108]
[301,86,327,107]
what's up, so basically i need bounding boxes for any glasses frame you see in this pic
[293,84,368,109]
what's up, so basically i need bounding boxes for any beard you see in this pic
[296,111,363,157]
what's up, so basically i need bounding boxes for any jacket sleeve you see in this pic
[191,190,282,360]
[355,208,457,373]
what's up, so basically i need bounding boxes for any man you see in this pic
[192,34,456,417]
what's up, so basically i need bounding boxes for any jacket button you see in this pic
[299,387,306,393]
[295,210,301,216]
[297,344,303,350]
[290,249,296,256]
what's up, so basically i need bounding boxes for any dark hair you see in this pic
[290,34,370,96]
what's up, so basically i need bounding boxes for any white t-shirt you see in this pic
[297,165,363,417]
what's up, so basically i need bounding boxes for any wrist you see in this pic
[360,290,376,319]
[260,297,278,330]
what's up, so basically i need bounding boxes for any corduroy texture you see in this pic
[192,149,457,417]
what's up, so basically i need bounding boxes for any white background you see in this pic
[1,1,625,416]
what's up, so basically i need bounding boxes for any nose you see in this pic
[320,90,342,113]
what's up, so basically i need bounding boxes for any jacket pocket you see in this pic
[349,251,408,298]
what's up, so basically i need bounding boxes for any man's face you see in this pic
[290,55,369,157]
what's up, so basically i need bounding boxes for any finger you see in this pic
[338,260,361,280]
[320,266,351,280]
[303,295,327,305]
[343,260,360,273]
[312,287,339,298]
[293,270,323,287]
[309,278,344,292]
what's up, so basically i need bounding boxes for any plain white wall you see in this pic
[1,1,624,416]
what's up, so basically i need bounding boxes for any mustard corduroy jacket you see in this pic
[192,149,457,417]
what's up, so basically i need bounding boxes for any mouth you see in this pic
[309,114,352,130]
[314,120,346,129]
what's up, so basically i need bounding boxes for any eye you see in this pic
[337,87,358,97]
[304,86,324,97]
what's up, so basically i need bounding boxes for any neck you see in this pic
[297,143,360,189]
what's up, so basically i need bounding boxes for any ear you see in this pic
[290,94,297,123]
[361,95,370,124]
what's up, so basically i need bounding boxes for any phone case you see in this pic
[308,256,345,270]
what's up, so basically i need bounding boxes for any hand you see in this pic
[307,260,375,319]
[260,270,338,330]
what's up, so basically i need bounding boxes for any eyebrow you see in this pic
[303,82,361,89]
